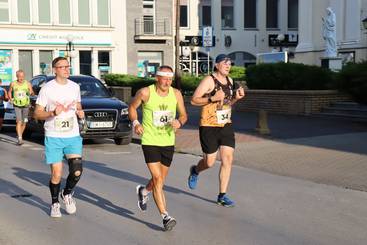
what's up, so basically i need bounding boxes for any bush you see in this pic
[104,74,155,95]
[337,61,367,104]
[245,62,337,90]
[229,66,246,81]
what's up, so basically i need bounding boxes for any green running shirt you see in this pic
[12,81,30,107]
[141,84,177,146]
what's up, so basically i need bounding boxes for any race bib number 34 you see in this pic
[54,117,74,132]
[216,108,232,124]
[153,110,174,127]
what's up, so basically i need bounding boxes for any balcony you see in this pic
[134,18,172,41]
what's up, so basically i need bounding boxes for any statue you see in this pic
[322,7,337,57]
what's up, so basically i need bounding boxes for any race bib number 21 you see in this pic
[54,117,74,132]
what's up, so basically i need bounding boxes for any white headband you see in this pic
[156,71,174,77]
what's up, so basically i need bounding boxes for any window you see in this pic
[19,50,33,81]
[78,0,90,25]
[266,0,279,28]
[288,0,298,29]
[180,0,188,28]
[200,0,211,27]
[38,0,51,24]
[221,0,234,28]
[59,0,71,24]
[18,0,31,23]
[39,51,53,75]
[79,51,92,75]
[137,51,162,77]
[0,0,9,22]
[97,0,109,26]
[142,0,155,33]
[98,51,110,78]
[244,0,257,28]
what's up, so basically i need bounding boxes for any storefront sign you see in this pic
[0,29,112,46]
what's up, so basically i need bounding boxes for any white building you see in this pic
[0,0,127,84]
[177,0,367,73]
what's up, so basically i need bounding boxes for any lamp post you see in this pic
[276,34,285,52]
[65,34,77,74]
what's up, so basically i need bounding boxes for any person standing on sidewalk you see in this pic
[188,54,245,207]
[0,79,9,131]
[8,70,34,145]
[128,65,187,231]
[34,57,85,218]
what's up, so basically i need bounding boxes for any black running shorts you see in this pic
[199,124,235,154]
[142,145,175,167]
[0,107,4,118]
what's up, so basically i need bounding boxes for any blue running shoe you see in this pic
[217,195,235,207]
[188,165,198,189]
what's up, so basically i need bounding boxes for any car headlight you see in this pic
[121,108,128,116]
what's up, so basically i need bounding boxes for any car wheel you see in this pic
[114,136,131,145]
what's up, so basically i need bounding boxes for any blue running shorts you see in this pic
[45,136,83,164]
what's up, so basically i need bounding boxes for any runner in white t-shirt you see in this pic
[34,57,85,218]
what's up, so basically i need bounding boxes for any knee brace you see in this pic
[68,157,83,181]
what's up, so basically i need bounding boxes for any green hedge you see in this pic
[104,74,155,95]
[104,66,247,95]
[337,61,367,104]
[245,63,337,90]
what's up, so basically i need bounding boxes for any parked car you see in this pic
[0,85,16,128]
[27,75,132,145]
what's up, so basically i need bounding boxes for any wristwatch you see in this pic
[208,96,213,103]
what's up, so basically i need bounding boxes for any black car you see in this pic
[27,75,132,145]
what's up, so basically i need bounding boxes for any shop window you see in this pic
[39,51,53,75]
[79,51,92,75]
[19,50,33,81]
[137,51,162,77]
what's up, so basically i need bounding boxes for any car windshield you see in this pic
[63,77,109,98]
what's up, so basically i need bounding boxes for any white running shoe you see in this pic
[50,203,62,218]
[61,191,76,214]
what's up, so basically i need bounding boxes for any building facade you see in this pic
[178,0,366,73]
[0,0,127,84]
[125,0,174,77]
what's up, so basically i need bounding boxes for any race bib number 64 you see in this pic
[153,110,174,127]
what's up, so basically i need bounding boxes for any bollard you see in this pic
[255,109,270,135]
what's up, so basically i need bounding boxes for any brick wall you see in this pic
[234,90,352,115]
[184,90,351,115]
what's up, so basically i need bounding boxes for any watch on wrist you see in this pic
[208,96,213,103]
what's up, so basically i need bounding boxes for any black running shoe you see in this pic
[163,215,177,231]
[136,185,148,211]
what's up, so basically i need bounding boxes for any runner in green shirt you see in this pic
[8,70,34,145]
[128,65,187,231]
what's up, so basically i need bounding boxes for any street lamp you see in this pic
[276,34,285,51]
[65,34,77,73]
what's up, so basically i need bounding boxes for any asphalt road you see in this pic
[1,133,367,245]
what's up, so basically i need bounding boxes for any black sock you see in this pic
[49,181,60,204]
[63,174,79,196]
[192,166,198,175]
[218,193,226,199]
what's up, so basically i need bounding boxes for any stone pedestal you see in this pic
[320,57,343,71]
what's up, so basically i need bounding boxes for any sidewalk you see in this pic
[134,109,367,192]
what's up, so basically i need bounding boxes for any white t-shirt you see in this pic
[36,79,81,138]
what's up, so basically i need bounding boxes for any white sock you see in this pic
[142,187,150,196]
[161,212,169,219]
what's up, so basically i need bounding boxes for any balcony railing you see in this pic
[134,18,171,38]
